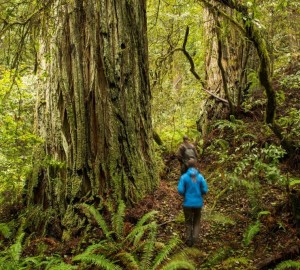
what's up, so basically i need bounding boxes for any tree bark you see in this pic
[26,0,158,236]
[197,2,254,136]
[212,0,299,156]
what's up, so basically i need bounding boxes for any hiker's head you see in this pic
[183,135,189,142]
[187,158,196,168]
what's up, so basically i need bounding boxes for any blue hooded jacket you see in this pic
[177,167,208,208]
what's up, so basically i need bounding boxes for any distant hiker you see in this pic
[176,135,198,174]
[177,159,208,247]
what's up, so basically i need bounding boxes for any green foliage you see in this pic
[278,108,300,143]
[289,178,300,187]
[73,253,122,270]
[0,232,28,269]
[0,230,76,269]
[75,202,195,270]
[147,0,205,152]
[274,260,300,270]
[279,71,300,89]
[207,118,286,194]
[202,247,232,268]
[222,256,251,269]
[243,221,260,246]
[202,212,236,226]
[0,68,42,206]
[0,223,12,239]
[243,211,270,247]
[80,203,112,240]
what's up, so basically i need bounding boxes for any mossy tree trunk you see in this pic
[212,0,299,157]
[197,3,254,136]
[26,0,158,236]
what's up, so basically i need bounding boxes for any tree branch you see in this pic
[156,26,228,104]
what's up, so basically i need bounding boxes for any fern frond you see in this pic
[274,260,300,269]
[47,262,77,270]
[202,247,231,268]
[0,223,12,239]
[9,232,25,262]
[139,222,157,270]
[80,203,112,240]
[202,212,235,225]
[169,247,202,261]
[112,200,125,240]
[21,255,46,268]
[80,242,106,255]
[77,240,120,259]
[160,260,196,270]
[115,251,139,270]
[73,254,122,270]
[243,221,260,246]
[152,236,181,270]
[136,210,158,227]
[257,211,271,219]
[125,221,157,247]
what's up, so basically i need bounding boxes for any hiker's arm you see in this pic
[177,176,186,196]
[176,145,184,162]
[200,177,208,195]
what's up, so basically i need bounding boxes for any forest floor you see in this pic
[125,156,300,270]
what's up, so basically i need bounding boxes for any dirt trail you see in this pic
[126,157,300,269]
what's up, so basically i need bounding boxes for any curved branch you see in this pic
[156,26,229,104]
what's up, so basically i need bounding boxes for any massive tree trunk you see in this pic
[197,2,255,136]
[26,0,158,236]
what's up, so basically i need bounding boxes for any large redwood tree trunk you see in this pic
[197,2,257,136]
[26,0,158,236]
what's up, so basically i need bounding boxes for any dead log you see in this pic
[255,244,300,269]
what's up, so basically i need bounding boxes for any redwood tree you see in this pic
[25,0,158,235]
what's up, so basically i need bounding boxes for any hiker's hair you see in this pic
[187,158,196,168]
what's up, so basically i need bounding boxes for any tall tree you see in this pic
[206,0,299,156]
[24,0,158,235]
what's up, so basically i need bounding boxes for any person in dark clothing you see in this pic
[177,159,208,247]
[176,135,198,174]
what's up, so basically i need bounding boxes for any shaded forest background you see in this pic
[0,0,300,269]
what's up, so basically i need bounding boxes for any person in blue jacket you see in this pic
[177,158,208,247]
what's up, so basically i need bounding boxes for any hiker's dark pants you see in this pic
[183,207,202,242]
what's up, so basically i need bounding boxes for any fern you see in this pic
[125,214,157,247]
[202,212,236,226]
[139,222,157,270]
[115,251,139,270]
[73,253,122,270]
[74,204,196,270]
[80,203,112,240]
[274,260,300,269]
[21,255,46,268]
[243,221,260,246]
[128,222,158,248]
[47,262,77,270]
[136,210,158,227]
[289,179,300,187]
[160,260,195,270]
[170,247,202,261]
[112,200,126,240]
[151,237,181,270]
[202,247,231,268]
[9,232,25,262]
[0,223,12,239]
